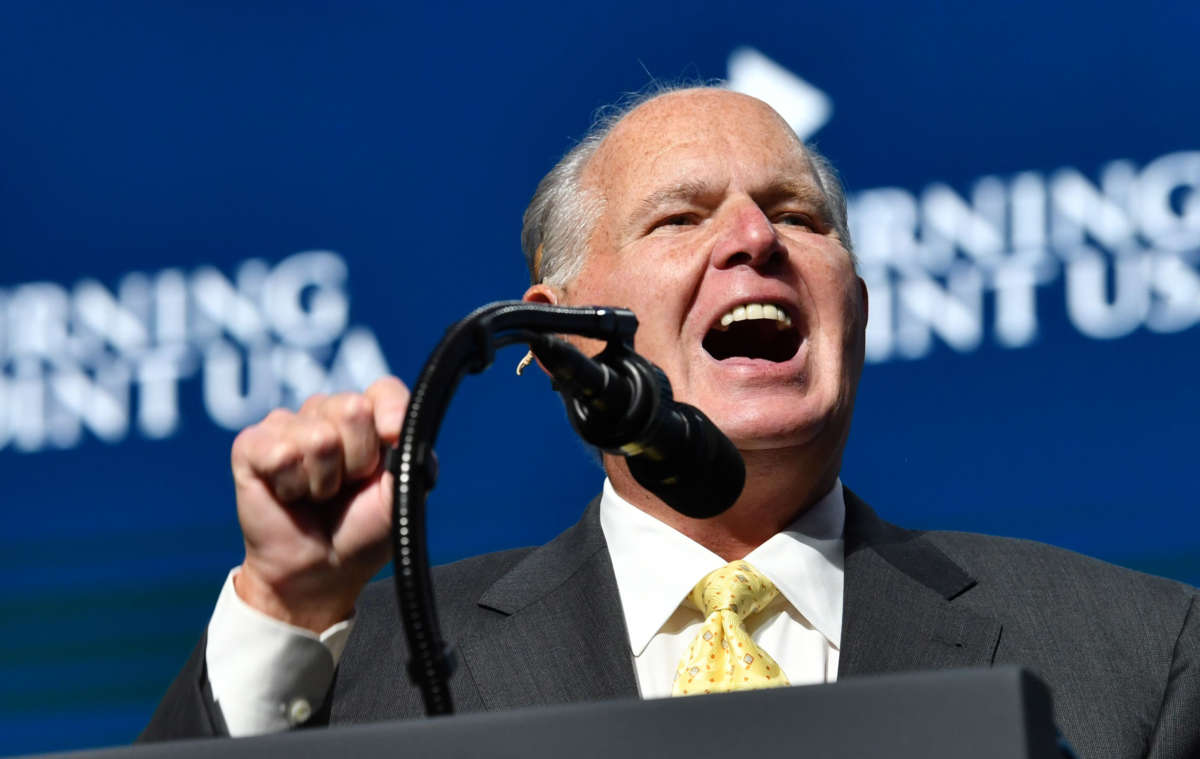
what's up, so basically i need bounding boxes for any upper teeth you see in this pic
[717,302,793,330]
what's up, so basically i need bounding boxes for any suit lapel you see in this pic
[457,499,639,710]
[452,488,1001,706]
[839,489,1002,677]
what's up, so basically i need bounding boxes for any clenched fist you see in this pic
[230,376,410,632]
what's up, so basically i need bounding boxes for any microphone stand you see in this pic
[383,301,639,717]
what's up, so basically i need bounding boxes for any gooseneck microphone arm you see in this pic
[385,301,744,717]
[385,301,638,718]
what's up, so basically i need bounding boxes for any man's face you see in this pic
[556,90,866,457]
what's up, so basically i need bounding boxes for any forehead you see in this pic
[586,90,820,209]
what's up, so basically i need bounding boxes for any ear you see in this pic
[523,283,560,305]
[517,284,562,378]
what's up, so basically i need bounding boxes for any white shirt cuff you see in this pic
[205,568,354,736]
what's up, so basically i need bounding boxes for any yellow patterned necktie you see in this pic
[673,561,790,696]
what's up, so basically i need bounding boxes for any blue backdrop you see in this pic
[2,1,1198,754]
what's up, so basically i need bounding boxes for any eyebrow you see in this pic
[631,177,832,221]
[631,179,719,218]
[754,180,831,214]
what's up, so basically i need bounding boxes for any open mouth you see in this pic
[702,302,802,362]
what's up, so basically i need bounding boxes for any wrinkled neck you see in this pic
[604,444,841,561]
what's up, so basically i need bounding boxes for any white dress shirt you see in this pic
[599,478,844,697]
[206,571,353,735]
[207,479,846,734]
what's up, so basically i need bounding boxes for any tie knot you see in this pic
[691,561,779,619]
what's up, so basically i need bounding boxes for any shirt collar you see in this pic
[599,478,845,657]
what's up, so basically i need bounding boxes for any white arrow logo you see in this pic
[725,47,832,141]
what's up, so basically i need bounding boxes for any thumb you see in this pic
[366,376,410,446]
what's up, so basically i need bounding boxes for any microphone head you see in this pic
[626,404,745,519]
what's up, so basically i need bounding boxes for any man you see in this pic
[144,87,1200,758]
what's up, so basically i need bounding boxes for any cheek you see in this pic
[564,263,625,315]
[808,247,860,316]
[558,263,619,357]
[561,256,672,357]
[806,260,865,370]
[574,242,695,319]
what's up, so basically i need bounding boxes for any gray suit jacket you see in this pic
[144,490,1200,758]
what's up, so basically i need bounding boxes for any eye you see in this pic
[774,212,818,230]
[649,213,699,232]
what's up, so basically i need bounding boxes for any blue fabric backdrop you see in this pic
[1,1,1197,753]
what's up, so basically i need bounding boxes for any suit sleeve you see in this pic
[138,635,229,741]
[139,570,349,741]
[1146,594,1200,759]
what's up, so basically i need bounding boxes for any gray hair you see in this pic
[520,85,854,287]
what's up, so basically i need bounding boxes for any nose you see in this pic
[710,198,786,271]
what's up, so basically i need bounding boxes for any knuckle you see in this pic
[333,393,373,426]
[299,393,330,415]
[234,424,303,478]
[262,408,294,427]
[231,427,255,461]
[302,422,341,459]
[264,439,302,473]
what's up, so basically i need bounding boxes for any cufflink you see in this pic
[285,697,313,726]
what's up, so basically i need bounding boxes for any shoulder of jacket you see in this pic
[925,529,1197,604]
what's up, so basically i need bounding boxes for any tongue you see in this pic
[703,320,800,362]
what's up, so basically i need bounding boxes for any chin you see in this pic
[710,403,830,453]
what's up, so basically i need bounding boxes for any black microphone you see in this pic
[529,335,745,518]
